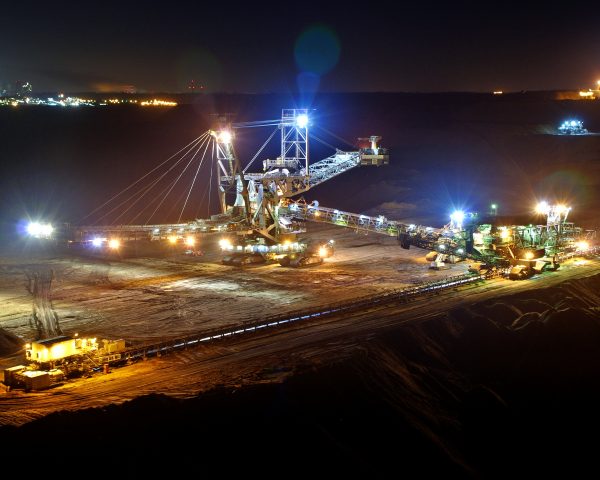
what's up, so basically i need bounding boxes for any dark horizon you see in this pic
[3,2,600,94]
[4,88,592,96]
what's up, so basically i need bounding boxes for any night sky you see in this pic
[3,1,600,94]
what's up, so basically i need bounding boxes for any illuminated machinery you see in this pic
[281,199,596,276]
[212,109,388,266]
[58,108,388,267]
[558,119,588,135]
[532,201,595,256]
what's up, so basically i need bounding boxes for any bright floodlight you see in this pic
[570,120,577,127]
[168,235,178,244]
[218,130,232,144]
[27,221,53,238]
[185,236,195,247]
[535,201,549,214]
[576,241,589,251]
[108,239,120,249]
[218,238,232,250]
[91,237,103,247]
[27,222,41,236]
[450,210,465,224]
[296,114,309,129]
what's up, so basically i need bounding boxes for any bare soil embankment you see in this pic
[1,272,599,477]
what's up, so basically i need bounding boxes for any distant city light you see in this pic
[0,94,177,109]
[140,99,177,107]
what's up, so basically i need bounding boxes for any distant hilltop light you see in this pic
[140,99,177,107]
[1,95,177,108]
[493,90,503,95]
[579,90,595,98]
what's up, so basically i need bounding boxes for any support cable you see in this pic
[92,135,207,225]
[177,138,211,223]
[243,126,279,173]
[112,137,208,226]
[309,133,337,152]
[195,140,216,219]
[207,144,214,218]
[144,136,209,225]
[80,133,208,222]
[232,119,280,128]
[315,126,356,150]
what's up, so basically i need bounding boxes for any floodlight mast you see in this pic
[280,109,309,176]
[211,125,251,225]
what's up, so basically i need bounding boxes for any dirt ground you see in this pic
[0,222,469,346]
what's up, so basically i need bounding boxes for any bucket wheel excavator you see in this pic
[211,109,389,267]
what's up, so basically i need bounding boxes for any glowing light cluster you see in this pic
[91,237,105,247]
[27,222,54,238]
[450,210,465,229]
[535,201,571,215]
[296,114,309,129]
[575,241,590,251]
[185,236,196,247]
[219,238,233,250]
[499,226,511,240]
[558,119,587,134]
[140,99,177,107]
[217,130,232,144]
[535,201,550,214]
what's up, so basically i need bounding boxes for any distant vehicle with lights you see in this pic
[558,119,588,135]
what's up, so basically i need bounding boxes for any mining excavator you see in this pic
[210,109,388,267]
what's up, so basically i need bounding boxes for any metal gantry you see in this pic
[64,108,390,248]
